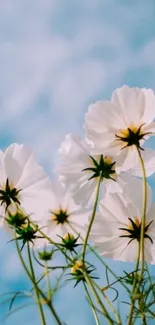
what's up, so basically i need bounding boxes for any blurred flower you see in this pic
[57,134,137,206]
[5,205,28,229]
[37,180,90,244]
[85,85,155,173]
[90,186,155,263]
[57,134,153,207]
[38,248,54,261]
[0,143,50,225]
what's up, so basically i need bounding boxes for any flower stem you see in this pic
[27,243,46,325]
[141,313,147,325]
[83,282,100,325]
[82,174,102,261]
[83,272,114,325]
[69,222,130,293]
[15,237,63,325]
[127,242,141,325]
[127,147,147,325]
[89,245,130,293]
[30,220,73,263]
[93,279,122,325]
[148,309,155,318]
[45,261,52,302]
[136,146,147,277]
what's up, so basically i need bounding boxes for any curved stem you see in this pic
[30,220,73,263]
[15,237,63,325]
[82,174,102,261]
[27,243,46,325]
[89,245,130,293]
[69,222,130,293]
[83,271,114,325]
[92,280,121,325]
[83,282,100,325]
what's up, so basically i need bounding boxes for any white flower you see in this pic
[56,133,148,206]
[85,85,155,173]
[0,143,50,225]
[37,179,90,244]
[90,187,155,264]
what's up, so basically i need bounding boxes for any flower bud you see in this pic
[38,249,54,261]
[71,260,84,275]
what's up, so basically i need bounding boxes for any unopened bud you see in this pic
[71,260,84,275]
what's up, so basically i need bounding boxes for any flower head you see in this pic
[85,86,155,172]
[90,184,155,264]
[57,134,135,206]
[40,179,90,243]
[0,143,50,225]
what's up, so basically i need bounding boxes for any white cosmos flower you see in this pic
[0,143,50,225]
[37,179,90,244]
[90,187,155,264]
[56,133,149,207]
[85,85,155,173]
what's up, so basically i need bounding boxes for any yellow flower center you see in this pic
[51,208,69,224]
[119,217,153,244]
[117,125,142,140]
[115,123,150,150]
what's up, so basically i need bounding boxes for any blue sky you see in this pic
[0,1,155,324]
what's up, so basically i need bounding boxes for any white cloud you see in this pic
[0,0,154,169]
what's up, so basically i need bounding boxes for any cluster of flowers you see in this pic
[2,85,155,264]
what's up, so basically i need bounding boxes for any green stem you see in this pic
[83,272,114,325]
[127,145,147,325]
[92,280,122,325]
[127,242,141,325]
[30,220,73,263]
[89,245,130,293]
[27,243,46,325]
[136,146,147,277]
[148,309,155,318]
[82,174,102,261]
[83,282,100,325]
[15,237,63,325]
[45,261,52,301]
[145,262,155,301]
[69,222,130,293]
[141,313,147,325]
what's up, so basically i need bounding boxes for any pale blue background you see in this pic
[0,1,155,324]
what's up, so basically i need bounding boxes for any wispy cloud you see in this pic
[0,1,155,168]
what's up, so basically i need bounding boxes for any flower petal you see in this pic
[111,85,146,125]
[128,148,155,177]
